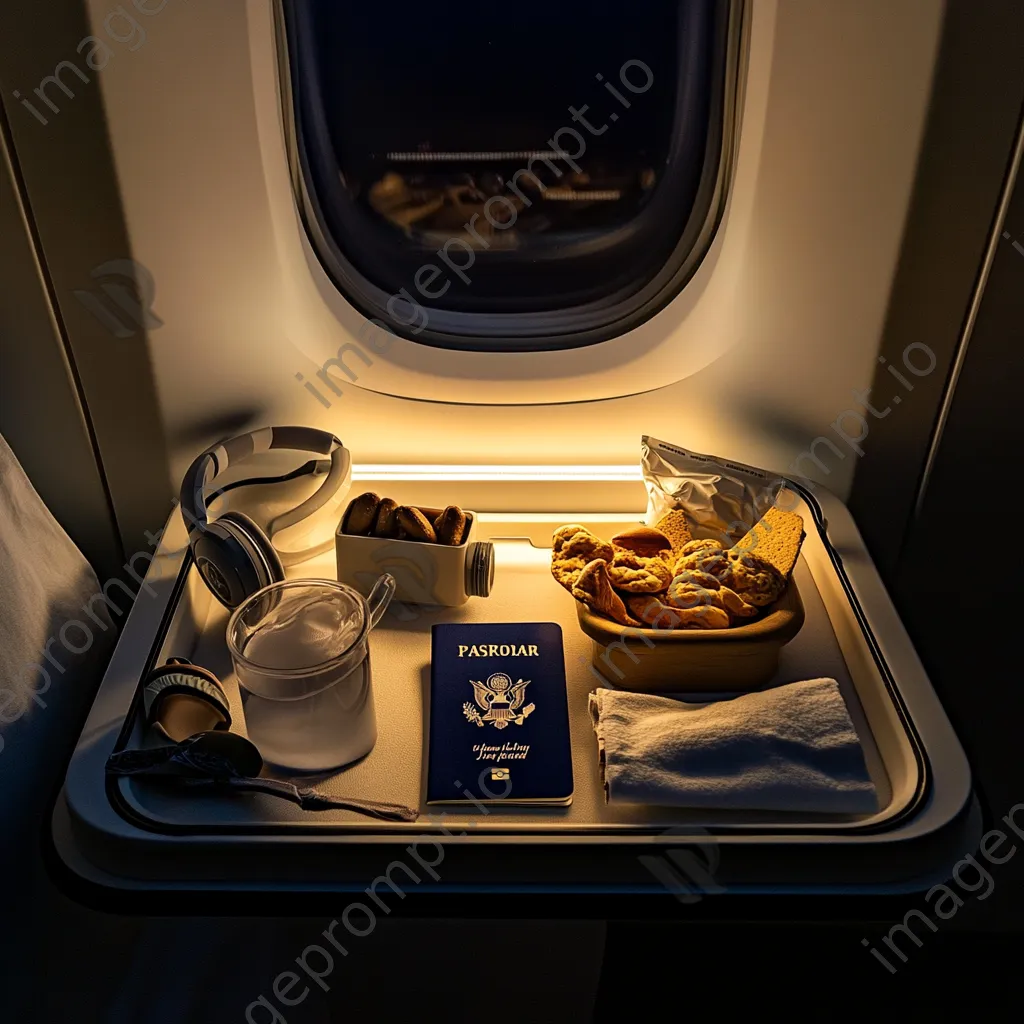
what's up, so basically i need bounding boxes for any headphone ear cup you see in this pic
[192,522,257,609]
[191,512,284,609]
[217,511,285,589]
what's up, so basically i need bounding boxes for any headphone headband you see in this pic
[179,426,350,548]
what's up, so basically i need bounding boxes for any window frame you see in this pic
[275,0,747,353]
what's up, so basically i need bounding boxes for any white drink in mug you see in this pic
[227,576,394,772]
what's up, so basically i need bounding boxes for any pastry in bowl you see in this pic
[550,505,805,633]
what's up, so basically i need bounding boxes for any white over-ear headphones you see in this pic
[179,426,352,608]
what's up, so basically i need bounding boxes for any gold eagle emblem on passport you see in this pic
[463,673,534,729]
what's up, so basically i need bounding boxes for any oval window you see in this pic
[281,0,741,350]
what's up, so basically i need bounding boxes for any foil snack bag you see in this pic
[641,436,789,545]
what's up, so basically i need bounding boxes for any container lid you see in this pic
[465,541,495,597]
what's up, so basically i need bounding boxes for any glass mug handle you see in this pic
[365,572,396,629]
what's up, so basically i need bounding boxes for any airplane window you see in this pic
[282,0,737,350]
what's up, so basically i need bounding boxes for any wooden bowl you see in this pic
[576,580,805,693]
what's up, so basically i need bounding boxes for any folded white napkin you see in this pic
[588,678,877,814]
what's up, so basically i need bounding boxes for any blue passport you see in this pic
[427,622,574,806]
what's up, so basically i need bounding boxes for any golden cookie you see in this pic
[666,565,730,616]
[653,509,693,554]
[433,505,467,545]
[607,550,673,593]
[342,492,382,535]
[552,523,585,550]
[722,550,786,607]
[626,595,684,629]
[717,585,759,619]
[372,498,400,538]
[678,538,724,559]
[396,505,437,543]
[610,525,672,558]
[550,525,614,593]
[552,524,614,562]
[627,594,731,630]
[551,559,585,592]
[572,559,639,626]
[673,540,730,579]
[672,569,721,591]
[671,604,731,630]
[664,583,715,610]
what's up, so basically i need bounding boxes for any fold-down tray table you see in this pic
[53,483,977,910]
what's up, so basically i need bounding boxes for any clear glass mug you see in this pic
[226,575,395,772]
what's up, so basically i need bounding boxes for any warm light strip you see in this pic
[351,464,643,482]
